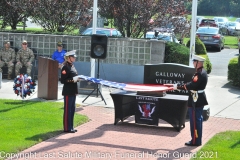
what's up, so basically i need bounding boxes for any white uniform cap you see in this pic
[65,50,77,57]
[192,54,205,62]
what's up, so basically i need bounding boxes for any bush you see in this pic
[164,42,190,65]
[165,42,212,74]
[186,36,207,55]
[228,57,240,87]
[198,54,212,74]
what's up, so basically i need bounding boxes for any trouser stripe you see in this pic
[64,96,69,131]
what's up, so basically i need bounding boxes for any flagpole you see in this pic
[90,0,98,77]
[189,0,198,66]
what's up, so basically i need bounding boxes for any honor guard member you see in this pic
[0,40,16,79]
[172,55,208,146]
[61,50,80,133]
[15,40,34,76]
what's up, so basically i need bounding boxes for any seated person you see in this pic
[52,41,66,69]
[15,40,34,76]
[0,40,16,79]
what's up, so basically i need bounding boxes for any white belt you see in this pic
[190,90,204,102]
[190,90,204,93]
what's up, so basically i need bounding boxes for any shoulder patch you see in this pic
[62,70,66,74]
[193,75,198,82]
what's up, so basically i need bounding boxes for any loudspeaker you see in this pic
[90,34,108,59]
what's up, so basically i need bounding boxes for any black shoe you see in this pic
[185,141,201,146]
[64,130,76,133]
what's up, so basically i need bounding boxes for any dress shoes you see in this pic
[64,129,77,133]
[185,141,201,146]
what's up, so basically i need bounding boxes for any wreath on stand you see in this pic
[13,74,37,98]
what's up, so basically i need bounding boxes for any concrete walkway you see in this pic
[1,74,240,160]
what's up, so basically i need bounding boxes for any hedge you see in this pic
[228,56,240,87]
[165,42,212,74]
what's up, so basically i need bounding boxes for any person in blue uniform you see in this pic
[52,42,66,80]
[60,50,80,133]
[52,41,66,67]
[173,55,208,146]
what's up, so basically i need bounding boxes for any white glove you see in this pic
[73,76,79,83]
[173,83,178,90]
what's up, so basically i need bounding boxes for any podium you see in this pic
[37,56,58,100]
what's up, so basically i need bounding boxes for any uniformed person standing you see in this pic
[61,50,80,133]
[0,40,16,79]
[15,40,34,76]
[171,55,208,146]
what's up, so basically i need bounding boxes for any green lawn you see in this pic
[191,131,240,159]
[0,99,88,159]
[224,36,239,49]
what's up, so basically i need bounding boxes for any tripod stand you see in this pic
[82,59,107,105]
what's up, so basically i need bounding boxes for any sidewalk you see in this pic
[1,75,240,160]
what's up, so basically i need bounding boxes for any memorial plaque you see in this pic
[144,63,195,95]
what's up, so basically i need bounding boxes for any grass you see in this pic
[191,131,240,159]
[224,36,239,49]
[0,99,88,159]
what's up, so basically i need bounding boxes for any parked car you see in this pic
[222,22,240,35]
[213,17,228,28]
[144,28,179,43]
[238,40,240,54]
[196,27,224,52]
[196,16,205,27]
[80,27,123,37]
[235,18,240,23]
[236,27,240,54]
[198,19,218,27]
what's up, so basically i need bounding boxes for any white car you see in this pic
[224,22,240,35]
[144,30,179,43]
[213,17,228,28]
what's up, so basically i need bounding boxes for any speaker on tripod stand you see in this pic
[82,34,108,104]
[90,34,108,59]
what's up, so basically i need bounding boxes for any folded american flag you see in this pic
[78,75,173,92]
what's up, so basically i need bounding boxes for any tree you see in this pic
[98,0,190,38]
[0,0,27,30]
[7,0,93,32]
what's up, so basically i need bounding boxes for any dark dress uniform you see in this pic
[61,61,78,133]
[177,55,208,146]
[184,66,208,146]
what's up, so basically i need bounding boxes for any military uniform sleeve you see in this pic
[185,73,203,90]
[16,50,20,62]
[11,49,16,62]
[60,66,75,84]
[28,49,35,63]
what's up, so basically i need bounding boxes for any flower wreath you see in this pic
[13,74,37,98]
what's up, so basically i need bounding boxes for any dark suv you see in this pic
[199,19,218,27]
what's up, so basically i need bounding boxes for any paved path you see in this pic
[1,50,240,159]
[6,106,240,160]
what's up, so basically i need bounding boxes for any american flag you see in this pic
[78,75,172,92]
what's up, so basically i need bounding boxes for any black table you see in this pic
[110,91,188,132]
